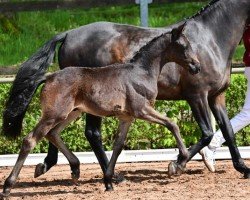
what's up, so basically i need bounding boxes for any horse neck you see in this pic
[130,34,171,78]
[193,0,250,56]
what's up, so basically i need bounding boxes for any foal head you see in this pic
[168,23,201,75]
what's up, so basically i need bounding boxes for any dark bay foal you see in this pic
[1,24,200,197]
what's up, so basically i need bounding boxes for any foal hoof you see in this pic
[168,162,177,178]
[168,161,184,178]
[71,170,80,185]
[34,163,47,178]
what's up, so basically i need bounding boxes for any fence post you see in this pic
[135,0,153,27]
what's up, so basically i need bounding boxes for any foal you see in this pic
[2,24,200,197]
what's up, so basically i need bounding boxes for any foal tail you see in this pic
[2,32,67,138]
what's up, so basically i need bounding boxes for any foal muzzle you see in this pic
[188,62,201,75]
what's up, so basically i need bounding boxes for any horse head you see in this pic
[169,23,201,75]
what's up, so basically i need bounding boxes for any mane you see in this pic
[187,0,221,20]
[129,32,169,63]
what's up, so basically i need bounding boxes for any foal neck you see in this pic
[130,33,171,74]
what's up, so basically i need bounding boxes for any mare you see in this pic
[1,26,200,196]
[3,0,250,180]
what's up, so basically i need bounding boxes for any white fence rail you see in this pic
[0,147,249,167]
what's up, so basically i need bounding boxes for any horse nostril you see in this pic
[197,66,201,72]
[189,64,200,75]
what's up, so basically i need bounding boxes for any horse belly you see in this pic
[77,89,127,117]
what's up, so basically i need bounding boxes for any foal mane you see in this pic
[129,32,169,63]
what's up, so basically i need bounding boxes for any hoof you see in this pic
[71,170,80,184]
[71,178,80,186]
[105,184,114,191]
[113,173,126,183]
[0,192,9,200]
[34,163,47,178]
[104,177,114,191]
[168,162,177,178]
[168,161,184,178]
[244,172,250,179]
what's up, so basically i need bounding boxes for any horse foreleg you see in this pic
[185,94,215,161]
[209,94,250,178]
[1,119,55,198]
[104,118,133,191]
[34,110,81,178]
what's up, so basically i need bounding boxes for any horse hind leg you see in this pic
[1,118,57,198]
[85,114,110,174]
[136,106,189,178]
[34,110,81,179]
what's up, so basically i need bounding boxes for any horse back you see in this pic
[58,22,166,69]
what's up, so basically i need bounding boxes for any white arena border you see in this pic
[0,146,249,167]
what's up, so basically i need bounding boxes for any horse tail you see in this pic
[2,32,67,138]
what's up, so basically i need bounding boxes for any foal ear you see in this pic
[171,22,187,41]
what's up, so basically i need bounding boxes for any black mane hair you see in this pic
[188,0,220,19]
[129,32,169,64]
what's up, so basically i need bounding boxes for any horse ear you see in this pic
[171,22,186,41]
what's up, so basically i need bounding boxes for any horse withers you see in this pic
[1,24,200,197]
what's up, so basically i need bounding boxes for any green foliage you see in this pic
[225,75,250,146]
[0,74,248,154]
[0,14,20,35]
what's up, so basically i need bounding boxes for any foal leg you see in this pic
[46,130,80,183]
[104,118,134,191]
[34,110,81,178]
[209,94,250,178]
[35,142,59,177]
[1,118,56,198]
[137,106,189,178]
